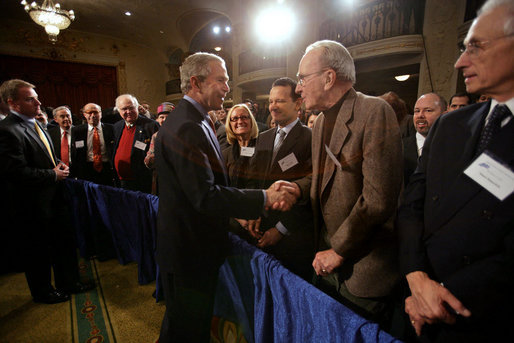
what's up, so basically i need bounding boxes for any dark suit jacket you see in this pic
[402,132,418,187]
[250,121,313,229]
[154,98,264,275]
[249,121,314,277]
[216,123,229,151]
[71,123,115,183]
[48,125,71,166]
[0,114,59,254]
[112,116,159,193]
[398,101,514,334]
[251,122,312,184]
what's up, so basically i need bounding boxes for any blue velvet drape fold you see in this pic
[65,179,400,343]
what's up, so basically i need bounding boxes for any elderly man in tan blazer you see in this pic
[292,40,402,325]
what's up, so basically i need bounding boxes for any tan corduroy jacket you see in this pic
[296,88,403,298]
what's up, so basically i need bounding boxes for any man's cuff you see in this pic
[276,221,289,236]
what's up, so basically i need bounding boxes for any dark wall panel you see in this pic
[0,55,118,116]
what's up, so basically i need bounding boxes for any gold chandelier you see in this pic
[20,0,75,43]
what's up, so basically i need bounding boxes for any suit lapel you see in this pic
[259,128,277,179]
[429,104,493,230]
[487,116,514,165]
[102,124,114,158]
[202,119,224,163]
[50,127,61,158]
[276,121,301,159]
[113,121,124,156]
[179,99,228,184]
[23,120,56,165]
[77,125,88,160]
[320,88,355,197]
[184,100,227,181]
[132,118,143,153]
[311,114,323,201]
[404,134,418,162]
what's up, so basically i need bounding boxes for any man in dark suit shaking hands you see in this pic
[398,0,514,340]
[154,53,298,343]
[0,79,94,304]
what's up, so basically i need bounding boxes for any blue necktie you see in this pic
[272,129,286,162]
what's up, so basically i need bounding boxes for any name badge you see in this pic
[278,152,299,172]
[325,144,342,169]
[464,152,514,201]
[75,140,85,148]
[134,140,147,151]
[240,146,255,157]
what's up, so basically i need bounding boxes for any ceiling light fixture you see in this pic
[214,47,222,51]
[213,26,220,34]
[20,0,75,43]
[225,26,231,33]
[255,5,296,44]
[125,11,131,16]
[395,74,410,81]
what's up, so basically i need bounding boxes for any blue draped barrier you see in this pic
[65,179,401,343]
[65,179,158,284]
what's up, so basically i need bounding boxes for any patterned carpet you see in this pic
[72,259,116,343]
[0,258,163,343]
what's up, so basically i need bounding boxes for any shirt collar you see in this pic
[415,131,426,155]
[88,123,102,131]
[277,118,299,135]
[11,110,35,125]
[184,95,209,119]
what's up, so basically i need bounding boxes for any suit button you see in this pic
[482,210,493,219]
[431,195,438,201]
[462,256,471,265]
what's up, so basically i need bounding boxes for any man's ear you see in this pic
[323,69,336,91]
[7,98,16,111]
[295,97,303,111]
[190,76,201,92]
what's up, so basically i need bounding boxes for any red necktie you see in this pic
[61,131,69,166]
[93,127,103,172]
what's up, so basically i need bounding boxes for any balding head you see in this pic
[83,103,102,126]
[115,94,139,125]
[413,93,447,137]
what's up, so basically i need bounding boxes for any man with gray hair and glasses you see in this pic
[292,40,402,327]
[398,0,514,340]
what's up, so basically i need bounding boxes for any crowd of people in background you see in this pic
[0,0,512,342]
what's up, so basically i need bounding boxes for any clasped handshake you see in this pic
[264,180,300,212]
